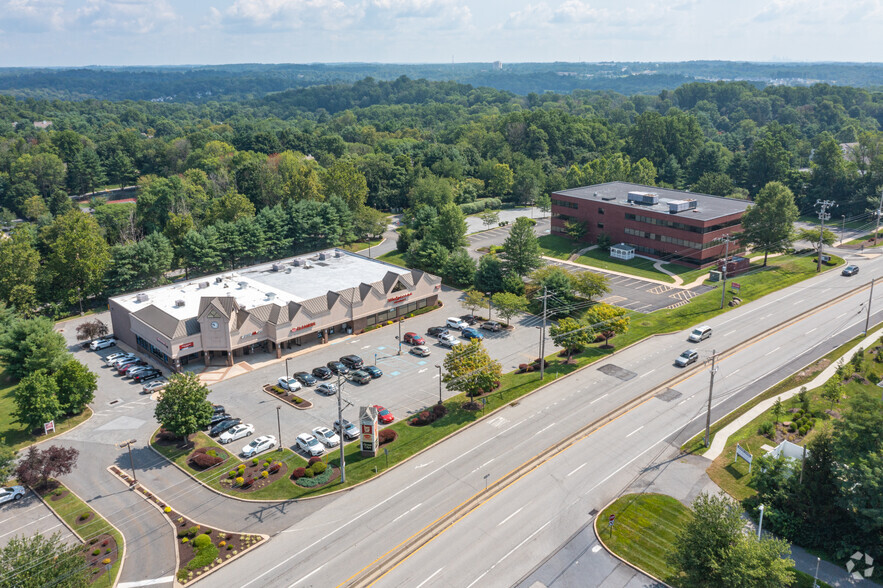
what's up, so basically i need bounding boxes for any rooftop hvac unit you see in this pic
[319,252,328,261]
[334,250,342,258]
[135,293,149,303]
[238,281,248,289]
[198,281,210,289]
[266,292,276,300]
[627,191,659,206]
[601,195,616,201]
[174,299,185,307]
[272,263,284,272]
[667,199,697,213]
[215,277,223,284]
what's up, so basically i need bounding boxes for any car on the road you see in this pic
[132,369,163,383]
[349,370,371,384]
[373,405,394,424]
[842,264,860,276]
[316,382,337,396]
[0,485,26,504]
[410,345,431,357]
[446,317,468,331]
[326,361,349,375]
[210,413,232,427]
[364,365,383,379]
[210,417,242,437]
[241,435,276,457]
[340,355,364,369]
[141,379,168,394]
[675,349,700,367]
[312,366,333,380]
[89,337,116,351]
[438,333,462,348]
[687,325,712,343]
[312,426,340,447]
[403,332,425,345]
[104,352,132,364]
[481,320,503,332]
[295,433,325,457]
[220,423,254,444]
[333,419,359,440]
[293,371,317,387]
[426,326,449,337]
[459,314,478,326]
[277,376,302,392]
[461,328,483,341]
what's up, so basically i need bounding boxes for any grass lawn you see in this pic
[574,248,676,283]
[799,214,867,230]
[377,250,408,268]
[537,235,579,260]
[843,230,883,247]
[0,368,92,451]
[342,239,383,253]
[41,482,124,588]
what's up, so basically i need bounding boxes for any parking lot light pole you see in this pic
[285,357,294,382]
[118,439,137,485]
[486,292,492,321]
[435,364,443,405]
[336,373,349,484]
[276,406,282,450]
[397,319,402,355]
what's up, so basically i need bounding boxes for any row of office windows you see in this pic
[624,213,741,234]
[552,198,579,210]
[631,244,703,266]
[623,227,715,250]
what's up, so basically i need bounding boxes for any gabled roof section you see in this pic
[382,271,402,293]
[133,305,189,339]
[197,296,241,322]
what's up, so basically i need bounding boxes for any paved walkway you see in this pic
[544,256,675,287]
[464,207,543,234]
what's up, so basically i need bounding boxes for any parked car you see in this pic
[312,426,340,447]
[675,349,700,367]
[293,371,317,386]
[277,376,302,392]
[364,365,383,379]
[481,320,503,332]
[132,369,162,383]
[326,361,349,375]
[312,366,333,380]
[459,314,478,326]
[125,365,154,378]
[349,370,371,384]
[209,413,232,427]
[411,345,431,357]
[241,435,276,457]
[104,351,131,364]
[220,423,254,444]
[333,419,359,440]
[446,317,468,331]
[426,326,449,337]
[340,355,364,369]
[461,328,483,341]
[112,356,140,369]
[403,332,425,345]
[842,264,860,276]
[688,325,712,343]
[212,404,226,415]
[373,405,395,424]
[316,382,337,396]
[209,417,242,437]
[0,485,26,505]
[438,333,462,348]
[141,379,168,394]
[118,361,148,375]
[295,433,325,457]
[89,338,115,351]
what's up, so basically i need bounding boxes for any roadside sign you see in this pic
[608,514,615,527]
[731,282,741,291]
[44,421,55,434]
[735,443,754,473]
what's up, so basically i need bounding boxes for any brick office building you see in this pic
[551,182,750,267]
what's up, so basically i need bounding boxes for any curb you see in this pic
[261,384,313,409]
[25,407,94,450]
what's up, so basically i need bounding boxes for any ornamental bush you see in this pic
[291,467,306,479]
[251,458,259,466]
[192,534,212,549]
[187,525,201,537]
[190,452,223,468]
[235,476,244,486]
[261,471,268,478]
[303,468,315,478]
[102,558,111,565]
[379,428,396,444]
[228,470,237,478]
[269,462,281,473]
[79,512,91,521]
[432,403,447,420]
[308,456,323,466]
[181,537,189,544]
[311,462,327,475]
[237,464,246,473]
[91,548,100,556]
[164,506,171,513]
[218,541,226,548]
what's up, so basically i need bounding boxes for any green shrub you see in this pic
[757,421,775,437]
[799,426,808,436]
[228,470,237,478]
[251,458,259,466]
[91,548,100,556]
[79,512,91,521]
[311,462,327,475]
[192,534,212,549]
[303,468,315,478]
[261,471,269,478]
[237,464,245,472]
[181,537,189,544]
[177,570,190,583]
[187,525,201,537]
[235,476,244,486]
[206,450,218,458]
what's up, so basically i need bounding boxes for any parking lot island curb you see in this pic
[260,384,313,409]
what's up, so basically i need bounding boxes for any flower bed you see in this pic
[82,533,118,581]
[261,384,313,409]
[219,458,288,493]
[292,459,339,488]
[187,446,230,470]
[408,404,447,427]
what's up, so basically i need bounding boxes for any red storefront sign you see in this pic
[292,322,316,332]
[179,342,194,350]
[388,292,412,303]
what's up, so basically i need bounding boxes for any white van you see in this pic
[446,317,468,331]
[688,325,712,342]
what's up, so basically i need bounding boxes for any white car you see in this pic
[295,433,325,457]
[241,435,276,457]
[0,485,26,505]
[438,334,462,348]
[108,353,135,366]
[410,345,431,357]
[220,423,254,444]
[446,317,468,331]
[312,426,340,447]
[277,377,302,392]
[89,338,115,351]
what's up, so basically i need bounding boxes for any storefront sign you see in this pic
[155,338,168,348]
[387,292,412,303]
[179,342,194,350]
[292,322,316,332]
[360,406,379,457]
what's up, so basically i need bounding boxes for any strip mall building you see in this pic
[108,249,442,370]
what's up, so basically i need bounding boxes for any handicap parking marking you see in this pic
[389,371,401,377]
[417,360,427,365]
[377,346,386,350]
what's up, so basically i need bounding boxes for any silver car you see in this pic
[0,485,26,505]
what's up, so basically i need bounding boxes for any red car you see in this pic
[373,405,395,424]
[403,332,425,345]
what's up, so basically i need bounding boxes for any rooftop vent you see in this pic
[627,191,659,206]
[266,292,277,300]
[238,281,248,289]
[272,263,284,272]
[174,299,185,307]
[215,277,223,284]
[303,260,313,269]
[593,192,599,197]
[319,252,328,261]
[292,259,301,267]
[334,250,342,258]
[601,195,616,201]
[135,293,149,303]
[198,281,210,289]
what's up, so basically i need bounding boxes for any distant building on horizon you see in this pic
[492,61,502,70]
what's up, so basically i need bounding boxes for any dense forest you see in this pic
[1,76,883,317]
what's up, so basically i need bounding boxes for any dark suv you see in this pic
[327,361,349,375]
[340,355,364,370]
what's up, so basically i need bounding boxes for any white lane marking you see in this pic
[821,288,831,294]
[498,506,524,527]
[480,458,495,469]
[592,545,602,553]
[465,521,552,588]
[793,299,805,305]
[415,462,433,469]
[392,503,423,524]
[415,568,444,588]
[641,368,656,378]
[725,330,736,336]
[0,514,53,538]
[418,368,427,374]
[350,339,360,344]
[726,368,740,378]
[567,463,587,477]
[836,312,847,319]
[533,423,556,437]
[806,328,817,334]
[589,393,608,405]
[118,577,176,588]
[286,565,325,588]
[625,425,644,438]
[677,399,687,406]
[765,346,781,356]
[362,345,371,349]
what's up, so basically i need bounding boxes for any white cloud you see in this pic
[505,0,663,30]
[752,0,883,24]
[76,0,178,34]
[0,0,65,32]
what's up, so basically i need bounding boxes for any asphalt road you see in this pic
[0,493,77,549]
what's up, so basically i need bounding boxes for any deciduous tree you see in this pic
[739,182,799,266]
[463,289,488,318]
[75,319,109,344]
[473,254,504,294]
[154,373,214,440]
[54,360,97,415]
[431,203,468,251]
[490,292,529,326]
[442,340,502,398]
[42,211,110,314]
[0,532,90,588]
[550,317,591,362]
[14,445,79,490]
[572,271,610,301]
[13,370,61,433]
[0,226,40,314]
[584,303,629,347]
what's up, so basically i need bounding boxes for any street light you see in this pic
[276,405,282,450]
[435,365,443,405]
[118,439,137,485]
[757,504,765,539]
[486,292,492,322]
[285,357,295,382]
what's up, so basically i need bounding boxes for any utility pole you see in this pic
[397,318,402,355]
[276,406,282,450]
[118,439,138,485]
[865,277,875,334]
[336,373,352,484]
[486,292,492,322]
[840,215,845,245]
[539,285,548,380]
[874,187,883,246]
[704,350,718,448]
[719,235,733,310]
[757,504,765,539]
[815,199,835,273]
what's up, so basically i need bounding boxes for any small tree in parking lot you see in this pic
[463,289,488,318]
[442,340,502,398]
[14,445,79,490]
[154,372,214,440]
[75,319,108,343]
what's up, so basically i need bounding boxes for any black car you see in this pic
[209,417,241,437]
[340,355,364,370]
[312,366,333,380]
[209,413,231,427]
[294,371,317,386]
[132,369,162,383]
[327,361,349,375]
[212,404,226,415]
[427,326,448,337]
[364,365,383,379]
[460,314,477,325]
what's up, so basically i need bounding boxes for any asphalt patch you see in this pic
[597,364,637,381]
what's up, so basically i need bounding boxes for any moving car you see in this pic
[241,435,276,457]
[340,355,364,369]
[293,371,317,386]
[220,423,254,444]
[439,333,462,348]
[326,361,349,375]
[842,264,860,276]
[312,366,333,380]
[403,332,425,345]
[312,426,340,447]
[410,345,431,357]
[210,417,242,437]
[295,433,324,457]
[446,317,468,331]
[132,369,163,383]
[89,337,115,351]
[333,419,359,440]
[675,349,700,367]
[141,379,168,394]
[0,485,26,504]
[364,365,383,379]
[277,376,302,392]
[349,370,371,384]
[687,325,712,343]
[481,320,503,332]
[316,382,337,396]
[373,405,395,424]
[461,328,483,341]
[426,326,449,337]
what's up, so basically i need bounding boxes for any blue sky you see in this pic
[1,0,881,67]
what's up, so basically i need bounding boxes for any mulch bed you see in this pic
[292,466,340,489]
[74,511,96,526]
[82,533,118,582]
[187,446,231,471]
[219,458,289,493]
[49,489,70,502]
[261,384,313,410]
